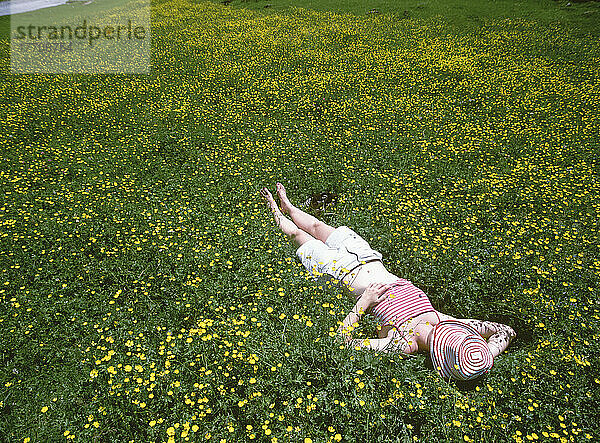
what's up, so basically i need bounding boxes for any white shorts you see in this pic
[296,226,383,284]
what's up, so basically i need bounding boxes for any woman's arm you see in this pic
[461,319,516,358]
[343,328,416,354]
[337,283,394,350]
[337,296,371,343]
[346,335,395,352]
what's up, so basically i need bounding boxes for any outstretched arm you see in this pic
[337,283,396,351]
[461,319,516,358]
[337,297,370,343]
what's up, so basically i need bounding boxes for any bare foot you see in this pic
[260,187,279,212]
[276,182,293,214]
[260,187,285,229]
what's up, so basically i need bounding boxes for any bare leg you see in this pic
[276,182,335,242]
[260,187,314,247]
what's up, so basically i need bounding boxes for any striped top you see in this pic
[370,279,435,329]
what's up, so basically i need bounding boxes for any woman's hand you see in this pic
[361,283,392,310]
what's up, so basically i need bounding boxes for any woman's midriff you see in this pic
[341,260,400,296]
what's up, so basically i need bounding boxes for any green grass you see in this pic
[210,0,600,36]
[1,0,599,442]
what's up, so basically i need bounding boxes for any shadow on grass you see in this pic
[423,354,491,392]
[487,312,535,352]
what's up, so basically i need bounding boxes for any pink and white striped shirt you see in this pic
[370,279,435,328]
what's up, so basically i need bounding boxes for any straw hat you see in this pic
[430,320,493,381]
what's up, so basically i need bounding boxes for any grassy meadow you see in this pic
[1,0,599,441]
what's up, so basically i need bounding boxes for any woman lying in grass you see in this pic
[260,183,516,381]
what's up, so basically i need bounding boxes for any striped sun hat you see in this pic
[430,320,494,381]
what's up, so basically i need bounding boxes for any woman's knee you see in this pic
[315,223,335,242]
[291,229,314,246]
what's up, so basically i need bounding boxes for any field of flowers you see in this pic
[1,0,599,441]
